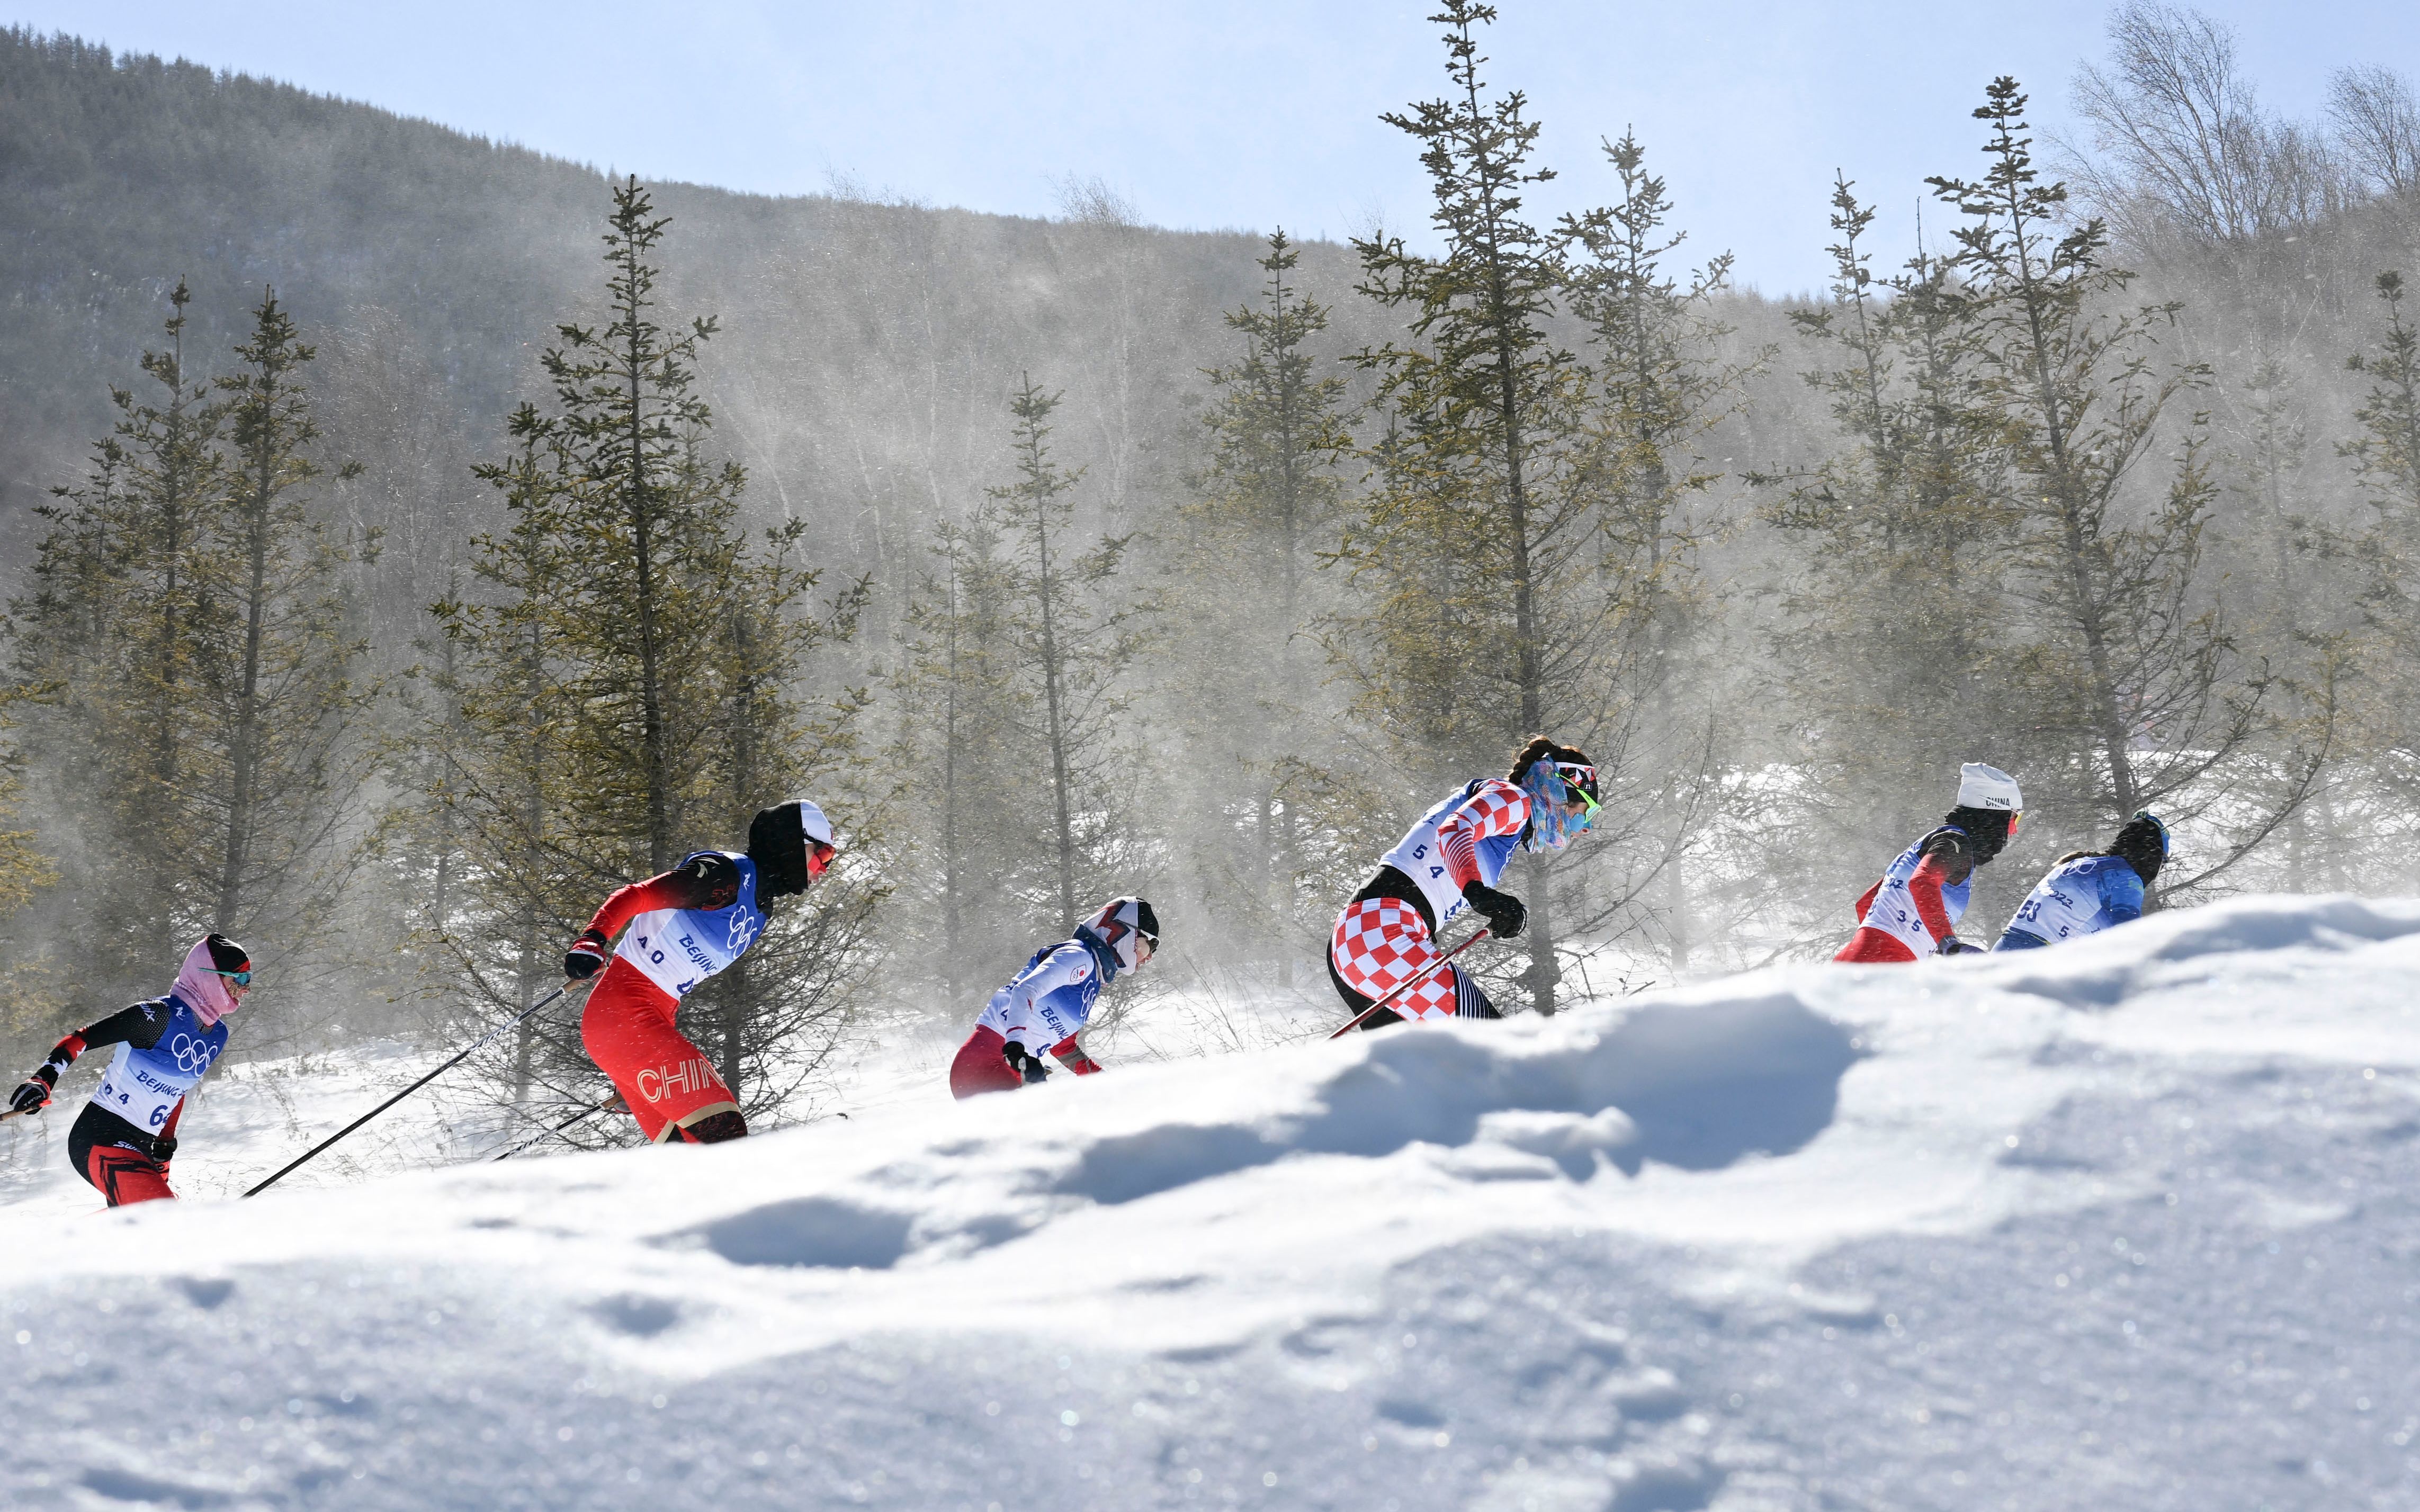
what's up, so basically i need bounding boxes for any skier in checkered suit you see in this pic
[1328,737,1601,1030]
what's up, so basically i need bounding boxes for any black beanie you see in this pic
[1945,805,2013,863]
[206,933,250,973]
[747,803,811,898]
[2112,814,2167,884]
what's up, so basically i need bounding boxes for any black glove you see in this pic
[1001,1041,1050,1085]
[8,1070,52,1115]
[1461,881,1527,940]
[563,929,610,980]
[147,1134,177,1163]
[1938,937,1978,956]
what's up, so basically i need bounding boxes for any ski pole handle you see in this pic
[1330,928,1492,1039]
[244,981,576,1198]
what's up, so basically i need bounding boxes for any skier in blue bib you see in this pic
[1996,812,2169,950]
[7,934,250,1205]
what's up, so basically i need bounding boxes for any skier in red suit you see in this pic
[1834,763,2022,963]
[562,800,836,1143]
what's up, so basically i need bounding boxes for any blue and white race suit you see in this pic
[88,995,228,1134]
[612,851,766,1000]
[1997,855,2145,949]
[976,934,1120,1054]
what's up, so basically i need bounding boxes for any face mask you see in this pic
[1522,761,1597,852]
[174,937,249,1028]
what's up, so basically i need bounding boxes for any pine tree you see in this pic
[428,179,870,1129]
[536,178,750,876]
[2230,357,2311,604]
[896,513,1033,1004]
[426,420,590,1103]
[0,686,59,1070]
[1933,78,2317,892]
[677,520,876,1115]
[1175,230,1351,975]
[1763,179,2018,939]
[203,290,372,946]
[16,280,226,987]
[1344,0,1595,1013]
[1559,130,1765,970]
[2340,269,2420,884]
[1565,131,1752,650]
[985,375,1152,931]
[13,284,368,1015]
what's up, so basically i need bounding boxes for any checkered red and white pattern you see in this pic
[1329,898,1462,1020]
[1437,778,1530,888]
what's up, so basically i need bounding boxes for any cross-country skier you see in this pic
[6,934,251,1207]
[949,897,1158,1099]
[1996,811,2168,950]
[1328,736,1600,1031]
[1834,763,2023,963]
[561,799,836,1144]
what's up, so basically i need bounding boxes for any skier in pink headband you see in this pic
[7,935,250,1205]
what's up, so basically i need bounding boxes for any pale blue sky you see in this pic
[14,2,2416,294]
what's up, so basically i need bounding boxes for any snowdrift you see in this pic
[6,895,2420,1510]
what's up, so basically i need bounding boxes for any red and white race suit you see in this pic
[1330,779,1529,1023]
[577,851,762,1141]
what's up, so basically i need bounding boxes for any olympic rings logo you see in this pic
[167,1032,218,1076]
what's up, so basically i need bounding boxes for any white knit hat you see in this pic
[1957,763,2023,812]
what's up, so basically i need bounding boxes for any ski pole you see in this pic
[244,982,577,1198]
[1329,928,1492,1039]
[492,1090,624,1162]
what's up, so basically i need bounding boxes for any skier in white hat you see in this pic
[1834,763,2022,964]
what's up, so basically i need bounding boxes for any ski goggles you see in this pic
[2006,809,2022,839]
[1554,763,1601,827]
[2134,810,2170,855]
[806,839,837,880]
[216,969,252,987]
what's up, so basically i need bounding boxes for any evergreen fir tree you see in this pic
[1763,179,2018,939]
[1933,78,2317,893]
[203,290,373,947]
[985,375,1152,932]
[678,520,877,1116]
[1559,130,1766,970]
[1175,230,1351,976]
[13,283,368,1020]
[428,178,871,1131]
[895,513,1034,1005]
[16,280,225,987]
[1344,0,1595,1013]
[426,419,590,1104]
[534,177,748,876]
[2340,269,2420,884]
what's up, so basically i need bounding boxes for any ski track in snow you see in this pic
[3,895,2419,1509]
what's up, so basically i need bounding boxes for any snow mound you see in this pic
[5,893,2420,1510]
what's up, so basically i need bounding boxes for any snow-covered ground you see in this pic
[4,895,2419,1510]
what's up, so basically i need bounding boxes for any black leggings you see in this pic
[68,1104,174,1205]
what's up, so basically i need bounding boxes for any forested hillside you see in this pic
[0,27,1361,595]
[3,4,2418,1138]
